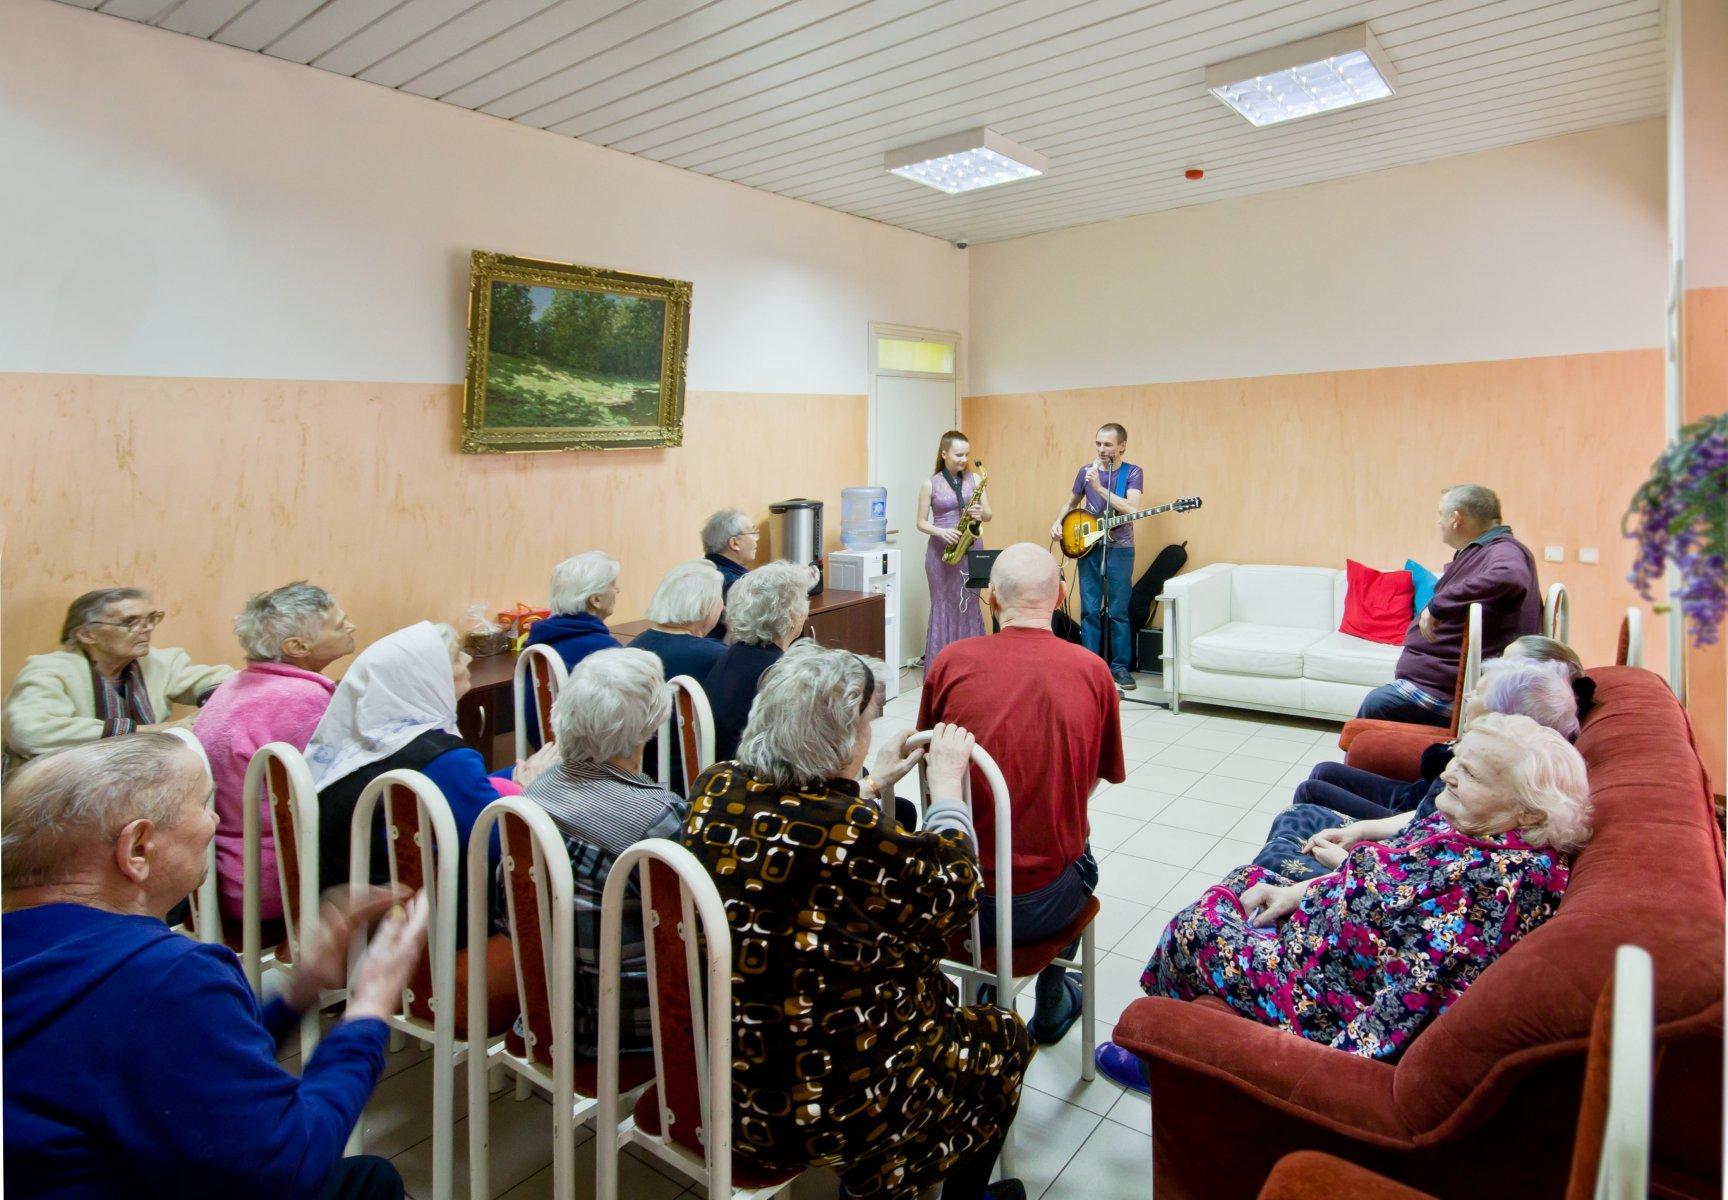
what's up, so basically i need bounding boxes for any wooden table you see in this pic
[457,587,886,768]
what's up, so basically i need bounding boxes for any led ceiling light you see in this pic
[1206,24,1398,128]
[885,127,1047,194]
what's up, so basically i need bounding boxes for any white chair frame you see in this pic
[465,796,607,1199]
[656,674,715,795]
[1596,944,1654,1200]
[596,839,798,1200]
[240,742,334,1059]
[163,727,221,946]
[892,730,1099,1178]
[1544,582,1571,644]
[513,644,569,763]
[1462,602,1484,696]
[348,768,469,1200]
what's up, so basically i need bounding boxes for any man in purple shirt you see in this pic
[1051,423,1144,689]
[1358,484,1541,726]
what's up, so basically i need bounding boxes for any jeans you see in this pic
[1356,681,1451,727]
[1079,544,1133,675]
[317,1156,404,1200]
[979,850,1098,1027]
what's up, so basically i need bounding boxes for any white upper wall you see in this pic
[0,0,965,393]
[969,119,1666,395]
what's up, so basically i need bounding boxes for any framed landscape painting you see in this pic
[461,250,691,453]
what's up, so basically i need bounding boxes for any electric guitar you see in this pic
[1059,496,1202,559]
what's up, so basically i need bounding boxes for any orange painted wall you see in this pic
[0,374,864,687]
[1683,286,1727,795]
[964,348,1667,677]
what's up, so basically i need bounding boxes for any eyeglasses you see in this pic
[88,611,165,633]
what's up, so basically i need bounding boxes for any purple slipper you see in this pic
[1094,1042,1151,1094]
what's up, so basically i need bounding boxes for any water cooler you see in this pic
[827,547,901,700]
[769,498,824,595]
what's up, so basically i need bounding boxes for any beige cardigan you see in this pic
[3,648,235,759]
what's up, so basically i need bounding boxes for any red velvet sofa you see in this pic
[1112,666,1724,1199]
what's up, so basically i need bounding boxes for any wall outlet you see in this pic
[1544,544,1564,562]
[1579,547,1600,564]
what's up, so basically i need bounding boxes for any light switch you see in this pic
[1579,547,1600,564]
[1544,545,1564,562]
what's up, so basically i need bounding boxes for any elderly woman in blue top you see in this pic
[524,551,624,670]
[1,732,430,1200]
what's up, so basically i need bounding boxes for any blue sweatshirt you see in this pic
[524,612,620,673]
[2,903,387,1200]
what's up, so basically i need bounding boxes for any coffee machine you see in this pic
[769,498,824,596]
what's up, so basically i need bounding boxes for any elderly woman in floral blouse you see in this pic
[1098,713,1589,1083]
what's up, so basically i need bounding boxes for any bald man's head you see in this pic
[989,543,1062,616]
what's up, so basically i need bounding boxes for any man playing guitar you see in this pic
[1050,423,1144,690]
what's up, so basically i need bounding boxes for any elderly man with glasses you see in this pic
[3,587,234,762]
[699,507,761,642]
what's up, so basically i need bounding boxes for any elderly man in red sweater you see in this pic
[918,542,1125,1045]
[1358,484,1541,727]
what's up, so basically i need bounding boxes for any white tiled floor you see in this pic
[354,667,1344,1199]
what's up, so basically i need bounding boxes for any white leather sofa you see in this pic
[1160,563,1402,721]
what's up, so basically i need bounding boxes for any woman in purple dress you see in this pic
[916,430,993,667]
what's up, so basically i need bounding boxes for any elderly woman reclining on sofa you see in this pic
[1097,713,1590,1084]
[1254,656,1582,882]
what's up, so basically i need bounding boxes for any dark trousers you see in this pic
[942,1130,1011,1199]
[1290,761,1413,821]
[979,851,1098,1022]
[1079,547,1133,675]
[317,1156,404,1200]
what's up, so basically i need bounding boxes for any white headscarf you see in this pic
[304,622,460,791]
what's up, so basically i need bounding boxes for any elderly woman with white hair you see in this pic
[1119,713,1589,1067]
[682,642,1031,1200]
[194,582,357,922]
[4,587,233,761]
[699,507,759,641]
[703,559,813,762]
[519,648,687,1058]
[629,559,726,685]
[1,733,430,1200]
[523,551,623,672]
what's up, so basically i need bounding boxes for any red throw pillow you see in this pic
[1340,559,1415,645]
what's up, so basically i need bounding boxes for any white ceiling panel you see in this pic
[61,0,1667,243]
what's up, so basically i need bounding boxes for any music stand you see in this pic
[965,549,1001,634]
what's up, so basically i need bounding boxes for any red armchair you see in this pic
[1114,667,1724,1200]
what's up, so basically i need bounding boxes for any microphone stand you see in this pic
[1096,461,1169,710]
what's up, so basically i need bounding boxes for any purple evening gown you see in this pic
[924,471,985,665]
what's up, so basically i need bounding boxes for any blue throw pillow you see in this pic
[1405,559,1438,615]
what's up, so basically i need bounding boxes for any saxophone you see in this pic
[941,462,988,566]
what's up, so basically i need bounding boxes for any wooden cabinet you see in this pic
[801,589,885,658]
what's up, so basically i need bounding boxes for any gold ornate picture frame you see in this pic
[461,250,691,454]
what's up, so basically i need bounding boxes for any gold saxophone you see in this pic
[941,462,989,566]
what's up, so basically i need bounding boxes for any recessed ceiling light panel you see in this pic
[885,127,1048,194]
[1206,24,1398,127]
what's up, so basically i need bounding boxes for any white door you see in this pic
[870,326,960,667]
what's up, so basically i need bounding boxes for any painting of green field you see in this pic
[483,282,664,428]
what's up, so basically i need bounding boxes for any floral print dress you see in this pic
[1142,812,1570,1059]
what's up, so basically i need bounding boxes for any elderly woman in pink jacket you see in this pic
[194,583,356,923]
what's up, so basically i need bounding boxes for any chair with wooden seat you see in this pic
[596,838,803,1200]
[1544,582,1571,643]
[1254,944,1655,1200]
[240,741,334,1059]
[1339,603,1482,779]
[514,643,568,759]
[464,796,657,1199]
[349,769,520,1200]
[655,674,715,795]
[894,730,1101,1177]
